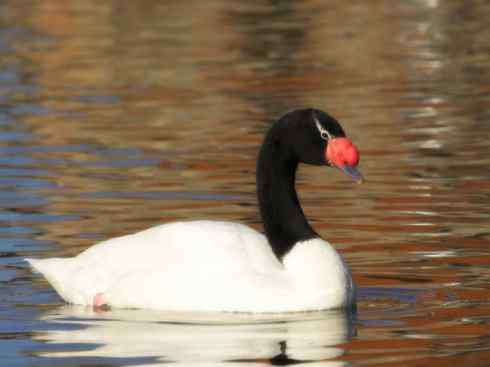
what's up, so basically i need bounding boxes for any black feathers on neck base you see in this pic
[256,109,338,260]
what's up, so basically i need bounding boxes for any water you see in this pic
[1,1,490,366]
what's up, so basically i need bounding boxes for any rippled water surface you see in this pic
[1,1,490,366]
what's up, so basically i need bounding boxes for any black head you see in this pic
[270,108,362,182]
[257,108,363,259]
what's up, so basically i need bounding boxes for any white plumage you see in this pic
[26,220,354,312]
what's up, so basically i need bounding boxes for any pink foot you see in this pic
[93,292,108,308]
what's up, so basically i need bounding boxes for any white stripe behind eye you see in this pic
[313,114,333,141]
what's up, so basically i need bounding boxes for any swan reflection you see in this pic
[35,306,356,366]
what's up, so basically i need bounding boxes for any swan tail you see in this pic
[25,257,77,304]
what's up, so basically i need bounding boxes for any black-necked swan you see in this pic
[26,108,362,312]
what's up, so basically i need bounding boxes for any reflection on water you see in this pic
[1,0,490,366]
[35,307,354,366]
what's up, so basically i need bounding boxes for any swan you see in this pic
[26,108,362,312]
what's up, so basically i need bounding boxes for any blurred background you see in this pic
[1,1,490,366]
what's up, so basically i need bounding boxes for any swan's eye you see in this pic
[313,114,333,141]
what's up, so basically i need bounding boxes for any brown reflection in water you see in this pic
[2,1,490,365]
[3,1,488,273]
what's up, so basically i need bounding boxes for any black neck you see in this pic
[256,128,318,260]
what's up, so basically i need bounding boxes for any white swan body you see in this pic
[26,220,354,312]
